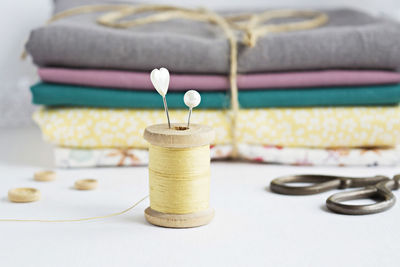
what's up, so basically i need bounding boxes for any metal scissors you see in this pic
[270,174,400,215]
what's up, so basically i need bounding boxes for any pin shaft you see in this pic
[187,107,192,128]
[163,97,171,128]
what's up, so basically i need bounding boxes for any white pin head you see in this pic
[184,90,201,128]
[150,67,171,128]
[150,67,170,97]
[184,90,201,109]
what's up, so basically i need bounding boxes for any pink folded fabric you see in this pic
[38,68,400,91]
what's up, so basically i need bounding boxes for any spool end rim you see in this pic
[144,207,214,228]
[143,123,215,148]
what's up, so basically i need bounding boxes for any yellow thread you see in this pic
[149,144,210,214]
[22,4,328,157]
[0,195,148,223]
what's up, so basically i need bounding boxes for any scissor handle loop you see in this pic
[326,179,397,215]
[270,174,389,196]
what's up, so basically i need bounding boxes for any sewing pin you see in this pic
[150,67,171,128]
[184,90,201,128]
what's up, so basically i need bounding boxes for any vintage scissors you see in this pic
[270,174,400,215]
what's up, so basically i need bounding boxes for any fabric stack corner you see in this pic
[27,1,400,167]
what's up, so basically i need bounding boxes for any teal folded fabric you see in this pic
[31,82,400,108]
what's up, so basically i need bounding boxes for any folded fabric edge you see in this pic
[38,68,400,91]
[32,106,400,149]
[54,145,400,168]
[30,82,400,109]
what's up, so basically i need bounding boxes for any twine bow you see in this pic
[107,148,141,166]
[23,4,328,157]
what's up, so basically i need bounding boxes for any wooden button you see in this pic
[34,170,56,182]
[74,179,98,190]
[8,188,41,203]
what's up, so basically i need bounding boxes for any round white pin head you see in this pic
[184,90,201,109]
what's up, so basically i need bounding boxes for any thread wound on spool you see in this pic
[149,144,210,214]
[144,123,215,227]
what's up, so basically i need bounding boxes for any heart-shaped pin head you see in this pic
[150,68,170,97]
[184,90,201,108]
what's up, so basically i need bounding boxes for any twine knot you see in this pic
[243,31,257,47]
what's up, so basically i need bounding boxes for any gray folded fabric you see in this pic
[26,1,400,73]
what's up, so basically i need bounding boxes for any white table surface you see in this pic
[0,126,399,267]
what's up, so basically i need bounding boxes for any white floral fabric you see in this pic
[54,145,400,168]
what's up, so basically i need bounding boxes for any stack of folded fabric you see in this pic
[26,0,400,167]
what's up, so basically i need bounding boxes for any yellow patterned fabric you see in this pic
[33,107,400,148]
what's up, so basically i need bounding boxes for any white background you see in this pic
[0,0,400,127]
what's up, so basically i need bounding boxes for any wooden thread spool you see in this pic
[143,123,215,228]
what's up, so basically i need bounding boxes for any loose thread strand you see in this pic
[0,195,148,223]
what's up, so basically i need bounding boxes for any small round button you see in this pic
[74,179,98,190]
[34,170,56,182]
[8,188,41,203]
